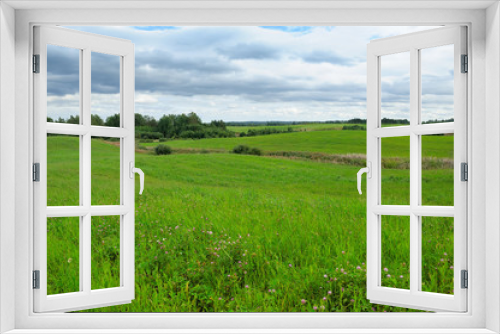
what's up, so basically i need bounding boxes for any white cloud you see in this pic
[48,25,450,122]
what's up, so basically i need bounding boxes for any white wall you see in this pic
[486,2,500,333]
[0,2,16,333]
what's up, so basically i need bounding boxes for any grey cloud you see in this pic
[217,43,281,60]
[301,50,357,66]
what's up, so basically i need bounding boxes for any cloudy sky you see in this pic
[47,25,453,123]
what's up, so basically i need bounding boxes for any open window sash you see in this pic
[33,26,136,312]
[366,26,467,312]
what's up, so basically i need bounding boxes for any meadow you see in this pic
[46,127,454,312]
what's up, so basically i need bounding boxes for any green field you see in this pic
[226,123,347,133]
[46,127,454,312]
[143,130,453,158]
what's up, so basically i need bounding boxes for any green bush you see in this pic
[140,139,154,143]
[159,138,168,142]
[233,145,250,154]
[248,147,262,156]
[155,144,172,155]
[233,145,262,156]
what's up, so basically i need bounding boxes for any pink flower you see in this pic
[324,274,328,278]
[301,299,307,305]
[323,297,327,301]
[356,266,361,270]
[328,290,332,295]
[245,285,249,289]
[383,268,388,272]
[313,306,318,311]
[386,274,391,278]
[289,264,293,268]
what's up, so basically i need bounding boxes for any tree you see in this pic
[91,114,104,126]
[157,115,176,138]
[135,113,146,127]
[105,114,120,127]
[67,115,80,124]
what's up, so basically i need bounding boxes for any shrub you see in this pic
[248,147,262,156]
[342,125,366,131]
[140,138,154,143]
[233,145,250,154]
[155,144,172,155]
[233,145,262,156]
[159,138,168,142]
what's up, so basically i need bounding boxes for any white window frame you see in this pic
[366,26,468,312]
[1,1,499,333]
[33,25,136,313]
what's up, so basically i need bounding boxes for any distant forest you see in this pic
[47,113,453,140]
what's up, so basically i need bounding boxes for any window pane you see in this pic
[92,216,121,290]
[47,134,80,206]
[91,52,121,127]
[47,217,80,295]
[381,215,410,290]
[421,217,454,294]
[421,134,454,206]
[381,136,410,205]
[91,137,121,205]
[380,52,410,126]
[421,45,454,124]
[47,44,80,124]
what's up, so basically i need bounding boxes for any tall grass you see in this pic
[46,135,454,312]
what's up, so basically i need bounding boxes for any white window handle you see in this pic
[129,162,145,195]
[357,162,371,195]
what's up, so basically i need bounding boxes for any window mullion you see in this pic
[409,47,420,294]
[82,47,92,294]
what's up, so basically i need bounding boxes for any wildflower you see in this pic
[289,264,293,268]
[323,297,327,301]
[444,252,447,256]
[440,258,444,262]
[68,258,72,263]
[342,251,345,254]
[356,266,361,270]
[320,305,325,310]
[400,275,403,279]
[272,289,276,293]
[386,274,391,278]
[450,266,454,269]
[384,268,388,272]
[268,289,272,292]
[324,274,328,278]
[218,297,222,300]
[350,299,355,303]
[175,226,179,230]
[313,306,318,311]
[340,268,344,273]
[245,285,249,289]
[341,287,344,292]
[165,251,168,254]
[301,299,307,305]
[328,290,332,295]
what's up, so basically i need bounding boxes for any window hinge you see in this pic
[461,162,468,181]
[33,270,40,289]
[33,54,40,73]
[461,54,468,73]
[33,163,40,182]
[461,270,468,289]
